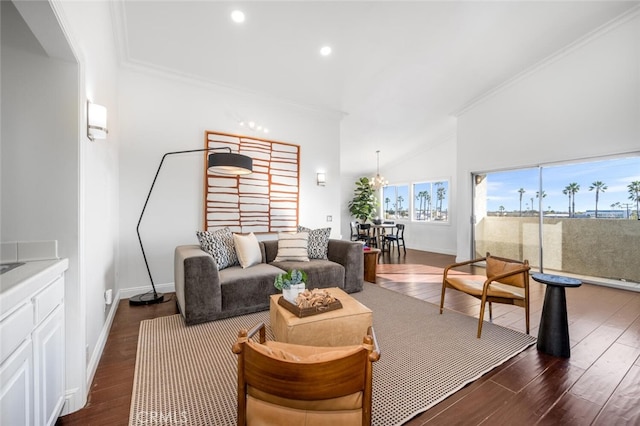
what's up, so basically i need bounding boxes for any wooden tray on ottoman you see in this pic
[277,296,343,318]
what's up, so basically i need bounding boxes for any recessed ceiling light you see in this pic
[320,46,332,56]
[231,10,245,23]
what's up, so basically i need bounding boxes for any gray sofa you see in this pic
[174,239,364,325]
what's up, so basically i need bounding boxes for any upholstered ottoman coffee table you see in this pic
[269,287,373,347]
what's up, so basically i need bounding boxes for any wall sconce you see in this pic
[317,172,326,186]
[87,101,108,141]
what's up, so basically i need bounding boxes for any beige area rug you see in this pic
[129,283,536,426]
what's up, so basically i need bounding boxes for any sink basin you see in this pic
[0,262,25,274]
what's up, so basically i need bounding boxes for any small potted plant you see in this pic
[274,269,308,303]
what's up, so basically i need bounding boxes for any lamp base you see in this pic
[129,292,165,306]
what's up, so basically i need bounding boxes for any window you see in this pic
[382,180,450,223]
[413,180,449,222]
[383,184,409,220]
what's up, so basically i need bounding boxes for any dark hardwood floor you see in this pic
[58,249,640,425]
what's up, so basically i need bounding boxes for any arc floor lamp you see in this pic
[129,147,253,306]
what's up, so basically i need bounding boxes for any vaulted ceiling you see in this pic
[112,1,639,173]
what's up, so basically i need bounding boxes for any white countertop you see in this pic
[0,258,69,318]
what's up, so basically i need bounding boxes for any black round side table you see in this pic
[532,273,582,358]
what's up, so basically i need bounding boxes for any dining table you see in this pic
[370,223,396,250]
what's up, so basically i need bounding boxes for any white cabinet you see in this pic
[0,263,66,426]
[0,339,34,426]
[33,304,65,426]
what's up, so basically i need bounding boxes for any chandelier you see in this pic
[371,150,388,190]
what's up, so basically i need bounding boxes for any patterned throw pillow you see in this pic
[196,227,239,270]
[297,226,331,260]
[274,232,310,262]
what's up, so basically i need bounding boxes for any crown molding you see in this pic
[120,58,347,120]
[452,4,640,118]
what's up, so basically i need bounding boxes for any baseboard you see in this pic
[119,282,176,300]
[407,246,457,256]
[85,289,121,393]
[60,386,82,416]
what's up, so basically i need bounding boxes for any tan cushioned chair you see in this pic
[440,252,531,338]
[232,322,380,425]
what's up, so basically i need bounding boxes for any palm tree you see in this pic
[589,181,608,218]
[397,195,404,217]
[499,205,505,216]
[414,194,421,219]
[518,188,525,217]
[385,197,391,216]
[628,181,640,220]
[565,183,580,217]
[436,186,446,218]
[415,192,427,220]
[562,188,571,216]
[530,197,534,215]
[425,192,432,220]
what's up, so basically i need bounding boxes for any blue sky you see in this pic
[485,156,640,213]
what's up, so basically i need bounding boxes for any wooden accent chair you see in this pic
[232,322,381,426]
[440,253,531,338]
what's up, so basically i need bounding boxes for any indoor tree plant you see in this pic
[348,177,378,223]
[274,269,308,302]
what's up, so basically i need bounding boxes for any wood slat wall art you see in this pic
[204,130,300,233]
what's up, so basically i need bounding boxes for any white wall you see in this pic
[382,133,458,255]
[456,11,640,261]
[117,69,342,295]
[1,1,78,279]
[55,0,120,410]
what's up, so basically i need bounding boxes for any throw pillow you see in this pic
[233,232,262,269]
[297,226,331,259]
[196,227,239,270]
[274,232,310,262]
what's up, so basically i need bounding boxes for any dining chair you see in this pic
[383,224,405,254]
[358,223,377,247]
[349,221,360,241]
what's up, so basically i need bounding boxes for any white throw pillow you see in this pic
[274,232,310,262]
[233,232,262,269]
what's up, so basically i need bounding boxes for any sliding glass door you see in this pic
[472,155,640,284]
